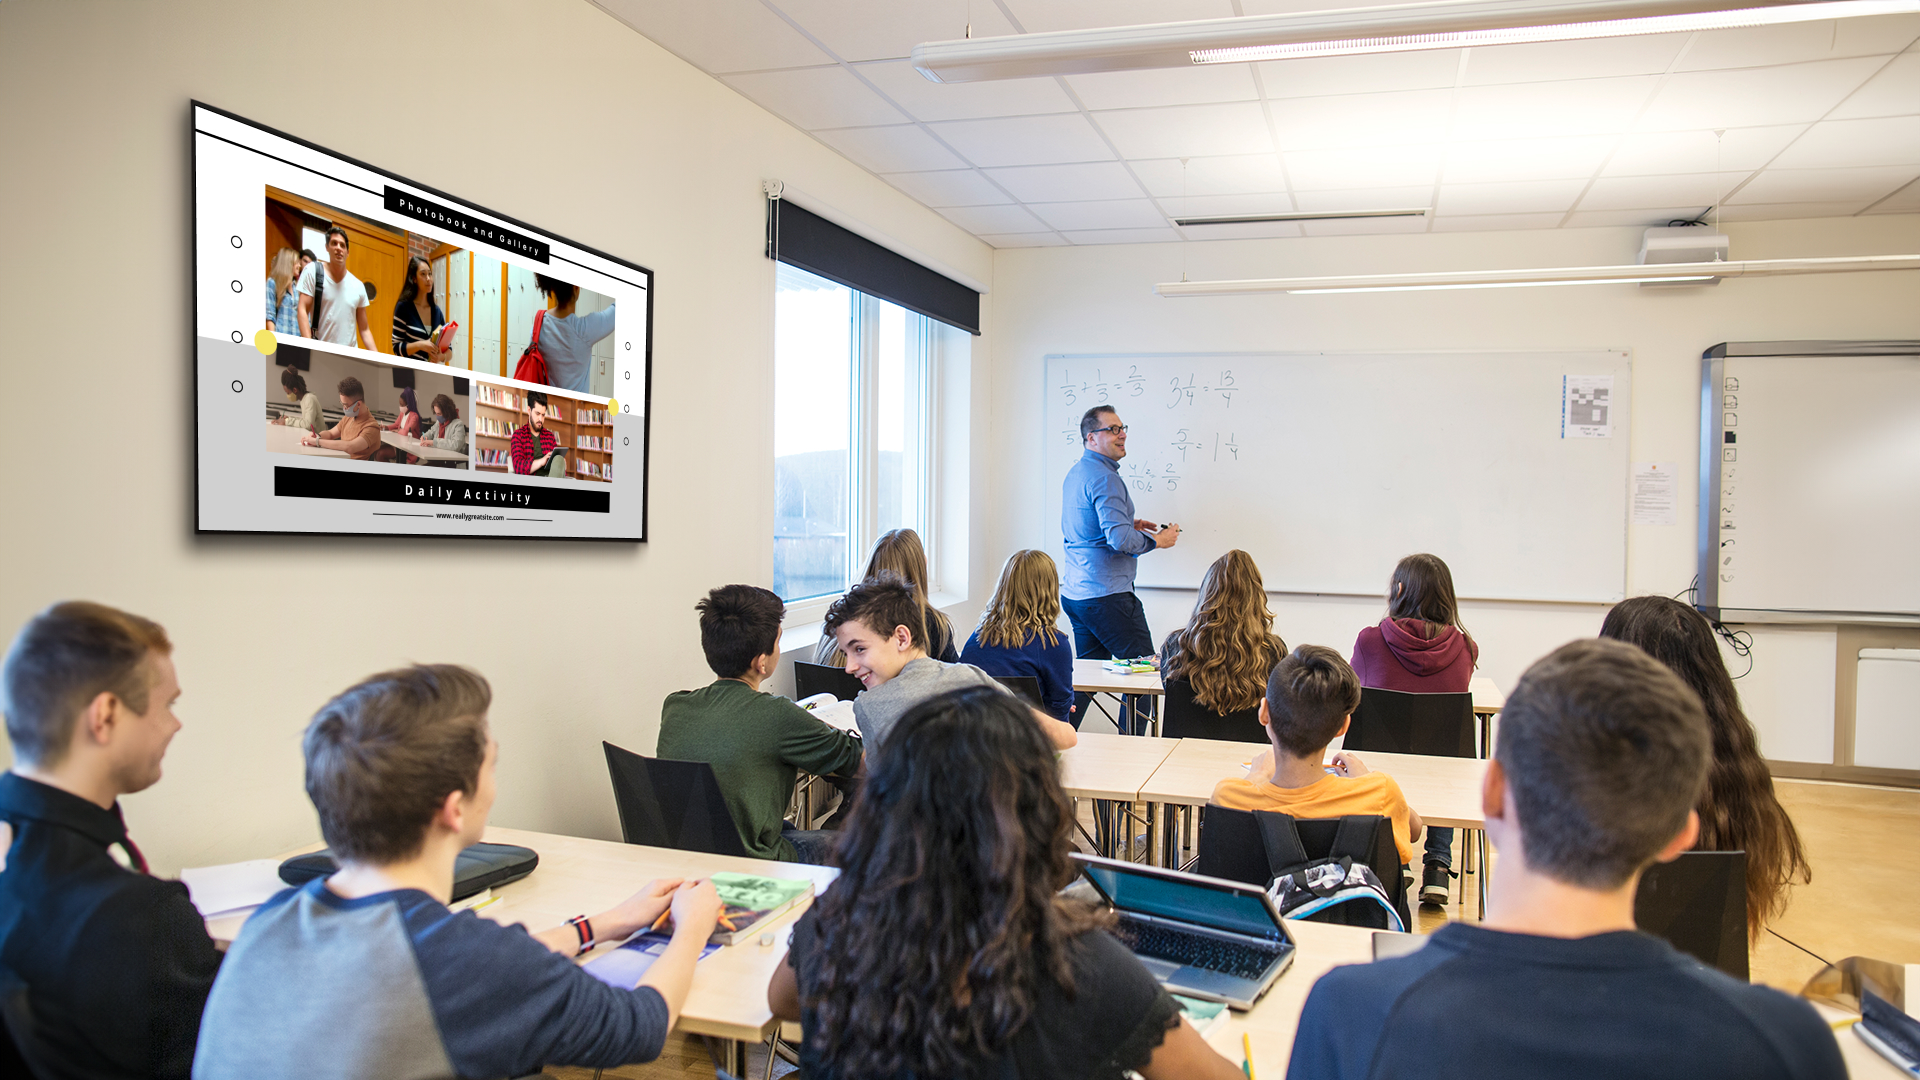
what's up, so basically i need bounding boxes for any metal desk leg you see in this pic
[1477,829,1489,920]
[1145,803,1162,867]
[704,1035,746,1078]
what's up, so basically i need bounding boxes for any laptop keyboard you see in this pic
[1117,919,1279,981]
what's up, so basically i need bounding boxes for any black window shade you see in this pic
[766,198,979,336]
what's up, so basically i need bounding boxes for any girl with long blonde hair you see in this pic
[961,550,1075,722]
[1160,550,1288,715]
[815,529,957,668]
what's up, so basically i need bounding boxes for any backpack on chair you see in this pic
[513,308,550,385]
[1256,813,1404,931]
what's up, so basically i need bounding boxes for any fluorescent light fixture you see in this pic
[912,0,1920,81]
[1154,254,1920,296]
[1175,208,1429,226]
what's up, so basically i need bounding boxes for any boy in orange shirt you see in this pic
[1210,644,1424,865]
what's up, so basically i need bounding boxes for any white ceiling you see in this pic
[593,0,1920,246]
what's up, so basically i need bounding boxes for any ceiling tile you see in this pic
[1451,76,1657,140]
[1428,212,1566,231]
[1443,135,1617,183]
[1028,199,1171,230]
[1132,154,1290,197]
[1674,15,1920,71]
[765,0,1016,63]
[1270,89,1455,150]
[1093,101,1275,159]
[1830,53,1920,120]
[1728,165,1920,204]
[1156,193,1299,217]
[1636,57,1888,131]
[937,204,1052,233]
[1003,0,1238,34]
[1065,65,1260,111]
[855,60,1078,121]
[1461,36,1688,85]
[1601,125,1808,176]
[722,67,908,130]
[981,232,1071,247]
[982,161,1147,202]
[1257,50,1463,98]
[1712,201,1872,221]
[881,169,1014,207]
[591,0,832,73]
[1285,145,1441,190]
[1771,116,1920,169]
[1061,227,1186,245]
[812,124,968,172]
[1563,207,1722,228]
[1866,176,1920,213]
[927,114,1116,167]
[1297,215,1432,236]
[1436,179,1589,215]
[1291,186,1435,211]
[1175,220,1305,240]
[1577,174,1732,210]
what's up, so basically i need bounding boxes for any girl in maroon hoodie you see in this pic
[1351,553,1478,905]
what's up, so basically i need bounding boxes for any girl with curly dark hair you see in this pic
[768,686,1242,1079]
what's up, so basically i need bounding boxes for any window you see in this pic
[774,264,931,603]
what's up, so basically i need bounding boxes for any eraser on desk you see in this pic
[759,931,776,947]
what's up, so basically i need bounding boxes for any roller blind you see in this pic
[766,198,980,336]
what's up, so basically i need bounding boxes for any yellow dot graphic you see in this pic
[254,329,278,355]
[606,398,619,416]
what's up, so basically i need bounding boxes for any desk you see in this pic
[1469,676,1505,756]
[205,826,834,1073]
[382,430,470,463]
[1213,919,1372,1077]
[1058,732,1180,863]
[1071,659,1164,735]
[264,420,347,458]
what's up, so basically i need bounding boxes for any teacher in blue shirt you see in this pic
[1061,406,1180,730]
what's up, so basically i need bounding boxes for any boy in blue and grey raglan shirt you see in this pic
[1285,640,1843,1080]
[194,664,722,1080]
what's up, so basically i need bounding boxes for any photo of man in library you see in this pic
[471,385,611,482]
[264,352,470,470]
[509,392,564,478]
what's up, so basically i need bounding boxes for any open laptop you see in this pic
[1072,853,1295,1010]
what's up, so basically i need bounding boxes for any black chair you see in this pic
[794,660,865,702]
[1634,850,1749,979]
[0,971,56,1080]
[602,742,749,857]
[994,675,1044,708]
[1161,677,1266,743]
[1344,688,1475,758]
[1195,805,1411,930]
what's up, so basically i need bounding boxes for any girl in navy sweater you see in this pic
[961,550,1075,723]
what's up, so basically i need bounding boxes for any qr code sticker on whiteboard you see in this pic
[1564,375,1613,439]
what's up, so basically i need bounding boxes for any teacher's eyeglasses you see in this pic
[1091,424,1128,435]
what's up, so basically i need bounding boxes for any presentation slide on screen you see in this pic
[193,103,651,540]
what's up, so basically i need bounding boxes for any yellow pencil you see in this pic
[1242,1032,1255,1079]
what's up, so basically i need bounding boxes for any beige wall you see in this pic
[988,214,1920,758]
[0,0,993,874]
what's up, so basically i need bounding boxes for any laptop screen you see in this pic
[1081,861,1282,941]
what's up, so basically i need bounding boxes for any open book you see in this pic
[709,872,814,945]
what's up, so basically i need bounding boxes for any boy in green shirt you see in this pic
[657,585,863,863]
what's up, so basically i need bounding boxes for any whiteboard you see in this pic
[1044,351,1633,604]
[1701,347,1920,621]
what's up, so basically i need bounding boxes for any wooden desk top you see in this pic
[1071,658,1165,695]
[265,420,348,457]
[1210,919,1373,1076]
[206,826,836,1044]
[1470,677,1505,716]
[1136,738,1489,829]
[381,430,470,462]
[1057,731,1180,801]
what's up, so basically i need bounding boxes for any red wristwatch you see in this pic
[567,914,595,956]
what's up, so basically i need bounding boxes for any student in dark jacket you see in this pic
[0,602,221,1080]
[1286,640,1843,1080]
[961,549,1075,723]
[1350,553,1477,906]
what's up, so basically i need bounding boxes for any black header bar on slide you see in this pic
[384,187,550,264]
[275,467,608,514]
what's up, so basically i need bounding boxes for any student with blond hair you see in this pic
[961,550,1075,723]
[1160,549,1289,720]
[814,528,958,668]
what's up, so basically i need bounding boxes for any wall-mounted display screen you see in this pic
[192,103,651,540]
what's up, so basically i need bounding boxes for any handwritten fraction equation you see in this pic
[1056,365,1149,407]
[1120,461,1184,492]
[1166,370,1237,409]
[1169,429,1239,463]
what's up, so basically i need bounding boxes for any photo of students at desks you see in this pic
[264,351,469,469]
[472,385,613,482]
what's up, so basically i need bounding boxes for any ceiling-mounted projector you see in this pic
[1640,225,1729,287]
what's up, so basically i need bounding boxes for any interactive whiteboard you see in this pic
[1043,351,1633,603]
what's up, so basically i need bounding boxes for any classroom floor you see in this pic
[545,776,1918,1079]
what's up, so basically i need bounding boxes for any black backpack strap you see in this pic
[1251,810,1310,876]
[1329,815,1382,864]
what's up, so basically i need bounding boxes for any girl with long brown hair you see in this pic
[962,550,1075,722]
[815,528,958,667]
[1159,549,1288,715]
[1599,595,1811,941]
[768,687,1242,1080]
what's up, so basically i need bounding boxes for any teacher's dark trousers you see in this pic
[1062,591,1155,733]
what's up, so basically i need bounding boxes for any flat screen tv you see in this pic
[192,102,651,540]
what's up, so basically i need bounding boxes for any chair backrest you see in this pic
[794,660,865,702]
[601,742,749,857]
[994,675,1044,708]
[1161,677,1267,743]
[1196,805,1412,929]
[1345,688,1475,758]
[0,971,58,1080]
[1634,850,1749,980]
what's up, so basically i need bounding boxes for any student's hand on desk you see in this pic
[601,877,686,938]
[668,878,722,939]
[1329,750,1369,777]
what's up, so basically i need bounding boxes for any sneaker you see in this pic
[1420,862,1453,907]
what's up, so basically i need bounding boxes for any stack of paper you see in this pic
[180,860,289,918]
